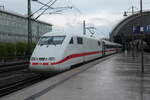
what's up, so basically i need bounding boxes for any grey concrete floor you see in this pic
[37,52,150,100]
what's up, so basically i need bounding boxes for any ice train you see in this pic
[29,32,122,73]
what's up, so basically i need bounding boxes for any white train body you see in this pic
[29,32,121,73]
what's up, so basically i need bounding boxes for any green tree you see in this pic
[0,43,8,57]
[5,43,16,57]
[16,42,28,56]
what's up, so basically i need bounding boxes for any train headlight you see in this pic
[49,57,55,61]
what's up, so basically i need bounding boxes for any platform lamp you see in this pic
[123,6,138,58]
[123,11,134,57]
[123,11,128,53]
[140,0,144,73]
[123,11,128,17]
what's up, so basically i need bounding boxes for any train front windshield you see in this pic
[38,36,66,45]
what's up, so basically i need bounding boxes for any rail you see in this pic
[0,73,44,97]
[0,56,29,64]
[0,60,29,73]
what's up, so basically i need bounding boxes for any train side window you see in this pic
[77,37,83,44]
[69,37,73,44]
[98,41,101,46]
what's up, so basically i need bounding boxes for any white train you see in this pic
[29,32,122,73]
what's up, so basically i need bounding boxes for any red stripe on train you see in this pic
[51,51,102,65]
[32,63,49,65]
[31,49,115,66]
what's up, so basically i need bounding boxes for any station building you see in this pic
[0,9,52,43]
[110,11,150,50]
[110,11,150,44]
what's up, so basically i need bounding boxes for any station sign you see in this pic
[133,26,140,33]
[133,25,150,33]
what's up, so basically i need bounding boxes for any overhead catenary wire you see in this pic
[30,0,54,17]
[35,0,58,20]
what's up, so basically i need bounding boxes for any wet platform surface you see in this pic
[2,52,150,100]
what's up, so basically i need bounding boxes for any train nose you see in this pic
[29,62,49,70]
[29,61,63,73]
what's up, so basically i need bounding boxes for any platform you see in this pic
[2,52,150,100]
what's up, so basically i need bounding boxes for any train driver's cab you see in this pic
[38,36,66,46]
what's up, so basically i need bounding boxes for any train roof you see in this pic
[43,31,76,37]
[42,31,100,41]
[42,31,122,47]
[102,40,122,46]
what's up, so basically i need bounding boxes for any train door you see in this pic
[102,41,105,56]
[82,37,86,62]
[77,37,84,63]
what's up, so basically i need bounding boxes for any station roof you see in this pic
[110,11,150,44]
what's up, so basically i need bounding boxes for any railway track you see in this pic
[0,70,46,97]
[0,61,28,67]
[0,62,29,73]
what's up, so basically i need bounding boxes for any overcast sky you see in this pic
[1,0,150,38]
